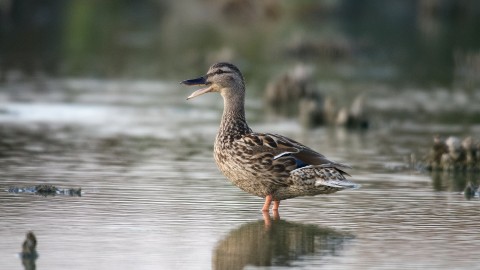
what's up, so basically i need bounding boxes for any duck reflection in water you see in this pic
[430,170,479,199]
[213,214,354,270]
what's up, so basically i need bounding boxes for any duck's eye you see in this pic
[207,69,230,78]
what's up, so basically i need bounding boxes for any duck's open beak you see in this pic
[181,76,213,100]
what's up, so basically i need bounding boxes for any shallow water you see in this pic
[1,79,479,270]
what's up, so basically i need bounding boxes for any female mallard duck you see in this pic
[182,62,359,212]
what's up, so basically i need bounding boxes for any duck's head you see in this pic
[182,62,245,100]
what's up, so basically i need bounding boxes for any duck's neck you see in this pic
[218,91,251,139]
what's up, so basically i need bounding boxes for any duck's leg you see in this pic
[273,200,280,211]
[262,211,272,227]
[272,200,280,219]
[272,209,280,220]
[262,195,273,212]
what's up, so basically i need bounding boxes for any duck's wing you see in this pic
[233,132,353,190]
[268,133,351,169]
[240,133,351,173]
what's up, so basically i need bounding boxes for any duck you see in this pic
[182,62,359,212]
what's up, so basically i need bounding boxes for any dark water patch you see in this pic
[430,170,480,193]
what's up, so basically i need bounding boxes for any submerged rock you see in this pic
[8,184,82,196]
[425,136,480,171]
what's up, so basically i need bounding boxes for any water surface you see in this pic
[1,79,479,270]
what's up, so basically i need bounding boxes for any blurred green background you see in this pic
[1,0,480,88]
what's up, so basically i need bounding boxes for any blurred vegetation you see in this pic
[1,0,480,88]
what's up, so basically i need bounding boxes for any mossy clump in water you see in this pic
[7,185,82,196]
[34,185,82,196]
[425,135,480,171]
[35,184,58,195]
[66,187,82,196]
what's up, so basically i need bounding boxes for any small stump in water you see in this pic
[464,182,479,199]
[21,231,38,259]
[20,231,38,270]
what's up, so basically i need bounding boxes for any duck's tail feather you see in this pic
[315,179,361,190]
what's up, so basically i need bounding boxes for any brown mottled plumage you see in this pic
[182,62,359,212]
